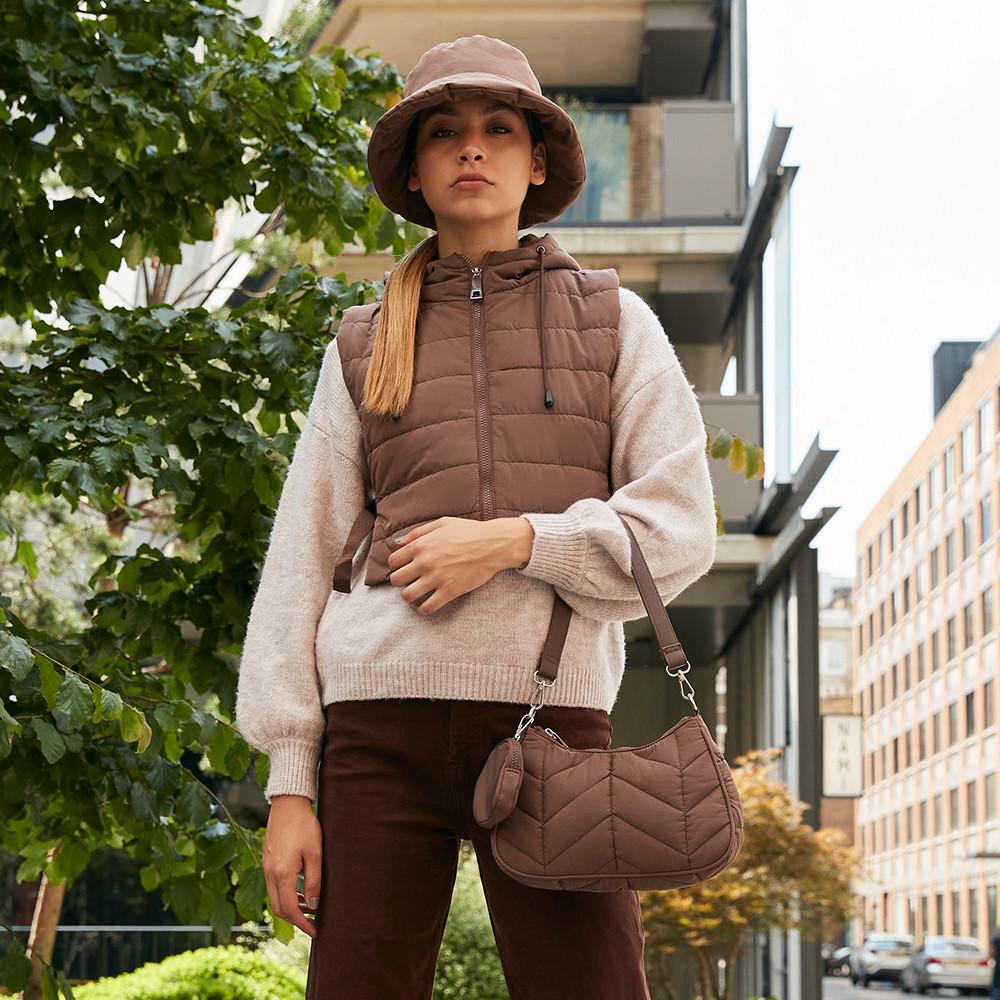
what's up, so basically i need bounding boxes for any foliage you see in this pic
[640,748,864,1000]
[0,0,407,318]
[0,0,422,991]
[432,843,509,999]
[68,945,305,1000]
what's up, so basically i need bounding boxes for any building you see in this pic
[853,328,1000,946]
[313,3,835,998]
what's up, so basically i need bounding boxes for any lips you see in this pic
[453,175,491,185]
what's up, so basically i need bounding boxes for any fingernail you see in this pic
[308,897,319,909]
[392,534,406,544]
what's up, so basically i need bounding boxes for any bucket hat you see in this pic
[366,35,587,229]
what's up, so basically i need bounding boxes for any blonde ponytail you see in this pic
[359,233,439,418]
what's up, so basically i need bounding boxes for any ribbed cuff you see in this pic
[515,511,589,592]
[262,737,322,804]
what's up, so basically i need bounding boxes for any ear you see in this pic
[406,159,421,194]
[530,140,547,187]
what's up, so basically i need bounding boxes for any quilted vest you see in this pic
[331,231,621,591]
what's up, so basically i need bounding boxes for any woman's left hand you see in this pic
[385,515,533,615]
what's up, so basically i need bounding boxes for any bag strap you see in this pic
[535,512,691,680]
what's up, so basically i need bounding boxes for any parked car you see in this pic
[899,935,993,995]
[824,945,852,976]
[849,932,916,987]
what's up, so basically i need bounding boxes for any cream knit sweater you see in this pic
[234,285,718,803]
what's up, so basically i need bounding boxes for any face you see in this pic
[406,93,547,228]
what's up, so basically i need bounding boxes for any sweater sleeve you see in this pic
[515,285,717,622]
[234,336,367,804]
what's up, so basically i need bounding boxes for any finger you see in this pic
[401,575,436,606]
[414,588,446,615]
[276,864,317,938]
[301,849,322,917]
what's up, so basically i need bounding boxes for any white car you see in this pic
[899,935,993,995]
[849,932,916,987]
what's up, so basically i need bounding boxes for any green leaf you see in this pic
[94,686,124,722]
[0,950,34,993]
[0,631,35,681]
[31,718,67,763]
[54,672,93,729]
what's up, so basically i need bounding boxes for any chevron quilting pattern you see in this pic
[491,714,746,892]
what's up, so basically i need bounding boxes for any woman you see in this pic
[235,33,717,1000]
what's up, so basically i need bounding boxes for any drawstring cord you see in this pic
[536,243,553,408]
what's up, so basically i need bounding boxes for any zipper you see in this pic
[459,251,495,521]
[543,727,569,747]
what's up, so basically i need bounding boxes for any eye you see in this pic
[430,125,513,138]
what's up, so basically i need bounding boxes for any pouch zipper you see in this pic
[543,726,569,747]
[459,251,495,520]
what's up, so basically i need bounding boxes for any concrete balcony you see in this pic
[312,0,722,98]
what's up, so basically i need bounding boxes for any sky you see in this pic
[745,0,1000,581]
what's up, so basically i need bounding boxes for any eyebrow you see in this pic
[423,100,518,121]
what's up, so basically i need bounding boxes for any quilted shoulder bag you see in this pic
[473,512,745,892]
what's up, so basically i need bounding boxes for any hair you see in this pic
[359,104,546,418]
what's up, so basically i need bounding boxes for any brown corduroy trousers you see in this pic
[304,696,651,1000]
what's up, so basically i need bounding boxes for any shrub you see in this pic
[432,844,509,1000]
[70,945,305,1000]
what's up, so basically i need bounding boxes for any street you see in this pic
[824,975,984,999]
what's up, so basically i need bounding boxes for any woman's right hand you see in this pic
[263,795,323,938]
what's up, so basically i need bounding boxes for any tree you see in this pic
[640,747,865,1000]
[0,2,419,996]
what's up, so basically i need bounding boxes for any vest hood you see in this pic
[421,231,578,408]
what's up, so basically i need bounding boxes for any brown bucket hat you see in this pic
[366,34,587,229]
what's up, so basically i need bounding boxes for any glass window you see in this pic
[984,586,994,636]
[931,545,940,589]
[946,531,955,575]
[980,491,992,542]
[985,678,995,729]
[963,512,974,561]
[961,422,974,474]
[982,398,995,452]
[915,481,924,523]
[968,778,978,825]
[916,561,927,601]
[929,463,939,509]
[949,702,959,746]
[966,690,976,737]
[964,600,975,649]
[945,444,955,492]
[947,617,956,661]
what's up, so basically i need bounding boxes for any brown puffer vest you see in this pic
[332,231,620,591]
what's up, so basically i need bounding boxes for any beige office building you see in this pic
[854,330,1000,946]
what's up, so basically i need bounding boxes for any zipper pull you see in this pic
[543,727,569,747]
[469,266,483,300]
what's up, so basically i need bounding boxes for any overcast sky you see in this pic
[745,0,1000,582]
